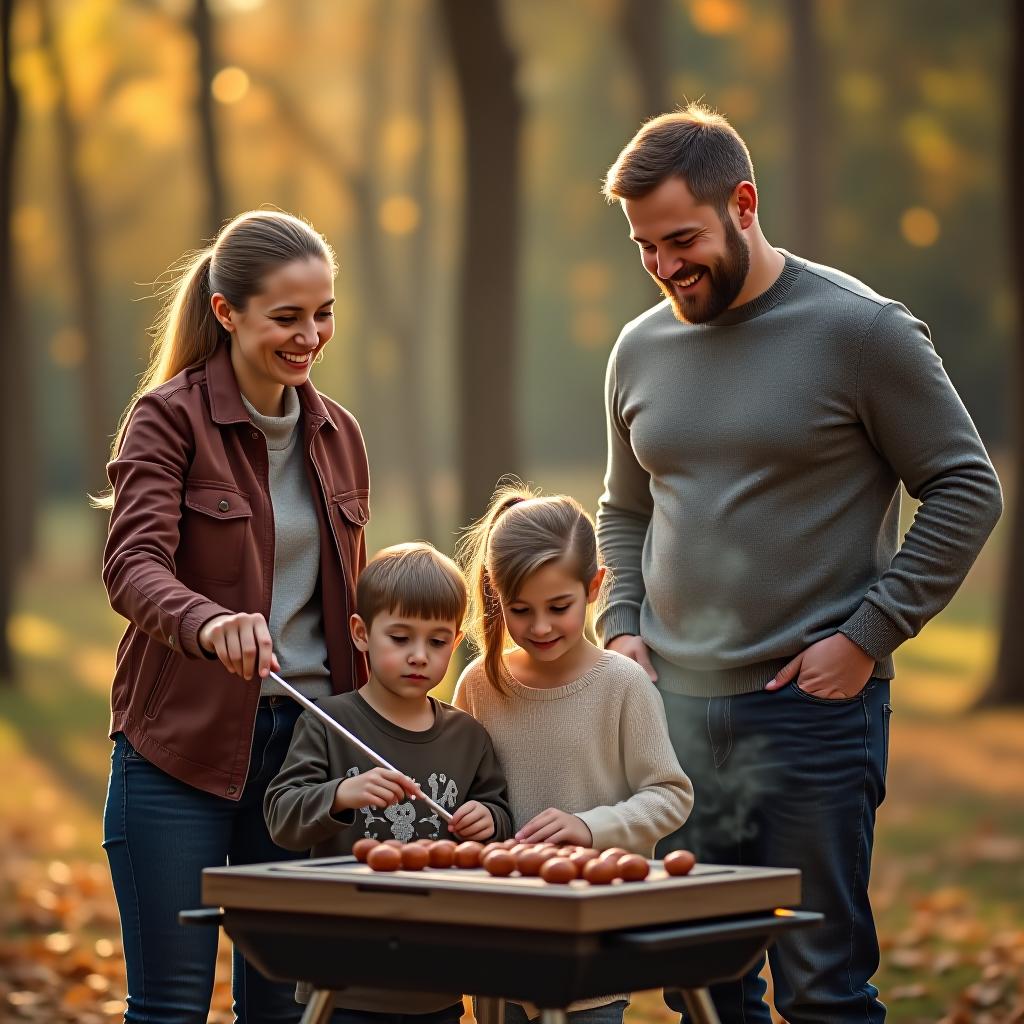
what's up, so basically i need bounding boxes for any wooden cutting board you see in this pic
[203,857,802,933]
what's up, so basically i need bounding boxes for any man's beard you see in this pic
[657,218,750,325]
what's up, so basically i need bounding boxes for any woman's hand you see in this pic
[515,808,593,846]
[332,768,421,813]
[449,800,496,842]
[198,612,280,680]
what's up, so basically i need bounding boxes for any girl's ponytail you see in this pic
[458,479,536,693]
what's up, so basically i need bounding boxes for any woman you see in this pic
[99,210,369,1022]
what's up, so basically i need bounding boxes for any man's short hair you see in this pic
[356,542,468,628]
[603,102,755,216]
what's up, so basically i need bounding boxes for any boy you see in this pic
[265,541,513,1023]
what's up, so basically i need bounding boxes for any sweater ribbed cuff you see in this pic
[314,781,356,833]
[596,605,642,647]
[838,600,909,662]
[574,807,618,852]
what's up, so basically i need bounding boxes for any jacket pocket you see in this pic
[333,492,369,566]
[178,483,253,583]
[143,649,175,720]
[332,491,370,527]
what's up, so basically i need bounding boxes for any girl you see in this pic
[99,210,369,1023]
[453,480,694,1024]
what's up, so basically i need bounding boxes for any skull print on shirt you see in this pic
[346,765,461,842]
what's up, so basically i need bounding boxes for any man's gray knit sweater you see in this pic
[596,252,1002,697]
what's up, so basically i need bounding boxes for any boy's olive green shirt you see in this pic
[597,252,1003,696]
[265,689,512,1013]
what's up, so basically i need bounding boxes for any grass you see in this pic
[1,492,1022,1023]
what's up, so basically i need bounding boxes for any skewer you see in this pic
[268,670,454,824]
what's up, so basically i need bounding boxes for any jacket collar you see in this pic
[206,340,335,431]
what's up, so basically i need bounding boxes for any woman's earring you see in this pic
[313,350,325,365]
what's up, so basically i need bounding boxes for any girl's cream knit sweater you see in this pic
[452,649,693,857]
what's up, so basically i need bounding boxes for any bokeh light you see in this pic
[211,66,250,105]
[378,195,421,236]
[900,206,941,247]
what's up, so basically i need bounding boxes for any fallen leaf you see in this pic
[42,933,72,955]
[61,981,96,1008]
[890,983,929,1000]
[965,980,1005,1007]
[889,948,928,969]
[968,836,1024,863]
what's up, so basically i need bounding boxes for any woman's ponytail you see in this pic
[91,250,222,509]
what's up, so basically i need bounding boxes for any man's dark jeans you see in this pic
[103,699,305,1024]
[658,678,892,1024]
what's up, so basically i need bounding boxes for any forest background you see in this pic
[0,1,1022,1022]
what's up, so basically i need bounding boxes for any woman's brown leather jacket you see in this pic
[103,342,369,799]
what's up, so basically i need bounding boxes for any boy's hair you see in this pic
[457,478,600,694]
[602,102,755,218]
[356,542,468,628]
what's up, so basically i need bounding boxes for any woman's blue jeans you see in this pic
[658,678,892,1024]
[103,699,305,1023]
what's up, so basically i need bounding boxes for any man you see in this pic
[596,104,1002,1024]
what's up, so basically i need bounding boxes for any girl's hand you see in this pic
[449,800,495,841]
[198,612,279,680]
[332,768,421,813]
[515,808,593,846]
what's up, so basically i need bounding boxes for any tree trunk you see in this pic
[0,0,20,681]
[1,0,35,580]
[193,0,226,237]
[391,3,438,544]
[621,0,666,119]
[978,2,1024,708]
[39,0,109,507]
[788,0,827,262]
[439,0,522,530]
[350,5,392,481]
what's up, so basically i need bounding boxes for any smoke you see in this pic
[657,692,769,862]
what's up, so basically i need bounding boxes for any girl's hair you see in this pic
[457,477,600,693]
[93,210,336,509]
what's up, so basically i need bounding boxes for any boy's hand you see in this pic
[515,808,593,847]
[449,800,496,841]
[332,768,421,813]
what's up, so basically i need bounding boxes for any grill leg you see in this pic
[538,1011,568,1024]
[300,989,335,1024]
[476,997,506,1024]
[679,989,721,1024]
